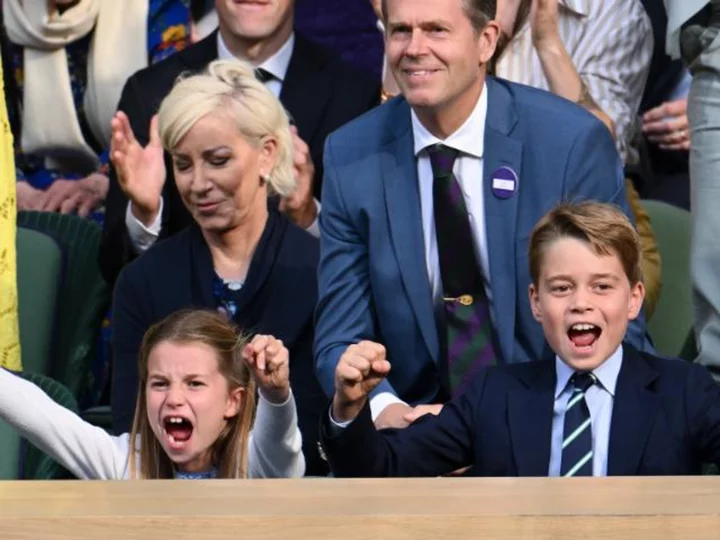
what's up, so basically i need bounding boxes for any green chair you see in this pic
[642,200,694,359]
[15,227,63,376]
[16,211,111,403]
[19,372,78,480]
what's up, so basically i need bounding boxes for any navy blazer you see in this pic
[112,211,328,475]
[315,76,651,406]
[321,346,720,477]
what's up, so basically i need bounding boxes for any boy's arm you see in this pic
[322,342,477,477]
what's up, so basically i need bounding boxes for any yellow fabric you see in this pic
[626,179,661,321]
[0,50,21,370]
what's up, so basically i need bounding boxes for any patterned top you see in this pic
[174,467,217,480]
[5,0,192,190]
[214,273,245,320]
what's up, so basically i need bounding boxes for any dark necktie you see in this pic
[255,68,274,83]
[428,144,498,398]
[560,372,597,477]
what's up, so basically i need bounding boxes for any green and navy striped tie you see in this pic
[560,372,597,477]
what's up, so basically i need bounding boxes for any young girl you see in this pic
[0,309,305,479]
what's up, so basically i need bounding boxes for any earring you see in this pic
[260,173,270,184]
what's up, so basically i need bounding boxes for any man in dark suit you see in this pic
[99,0,380,285]
[320,202,720,478]
[314,0,651,433]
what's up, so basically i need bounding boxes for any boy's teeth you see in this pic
[572,324,595,331]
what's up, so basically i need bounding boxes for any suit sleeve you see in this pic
[321,371,485,477]
[314,136,399,399]
[98,75,152,286]
[685,363,720,466]
[110,265,151,434]
[563,118,652,352]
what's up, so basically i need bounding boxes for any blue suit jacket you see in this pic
[321,346,720,477]
[315,77,650,404]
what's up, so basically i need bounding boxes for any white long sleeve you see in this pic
[0,368,129,479]
[247,390,305,478]
[0,369,305,479]
[125,199,163,254]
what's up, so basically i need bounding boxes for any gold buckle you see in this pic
[443,294,474,306]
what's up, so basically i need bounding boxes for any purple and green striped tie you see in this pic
[428,144,498,398]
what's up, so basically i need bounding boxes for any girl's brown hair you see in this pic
[128,309,257,479]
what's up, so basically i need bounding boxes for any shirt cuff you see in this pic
[125,198,163,253]
[369,392,406,422]
[303,198,321,238]
[328,407,353,431]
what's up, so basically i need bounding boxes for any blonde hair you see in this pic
[157,59,296,197]
[128,309,257,479]
[529,201,643,286]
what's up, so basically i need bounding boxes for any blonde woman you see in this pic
[0,46,20,371]
[0,309,304,479]
[110,60,326,475]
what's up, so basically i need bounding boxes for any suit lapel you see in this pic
[280,36,331,147]
[180,30,219,71]
[383,100,439,362]
[483,78,523,363]
[508,362,556,475]
[607,346,660,475]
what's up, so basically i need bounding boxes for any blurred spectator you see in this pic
[98,0,380,286]
[2,0,193,220]
[666,0,720,378]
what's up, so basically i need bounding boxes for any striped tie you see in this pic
[560,372,597,477]
[428,144,498,398]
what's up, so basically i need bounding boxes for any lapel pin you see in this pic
[491,166,518,199]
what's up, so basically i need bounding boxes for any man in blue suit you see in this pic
[315,0,650,430]
[320,202,720,477]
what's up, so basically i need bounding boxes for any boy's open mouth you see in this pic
[567,323,602,349]
[162,416,194,448]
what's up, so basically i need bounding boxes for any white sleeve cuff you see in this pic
[369,392,406,422]
[125,198,163,254]
[303,198,321,238]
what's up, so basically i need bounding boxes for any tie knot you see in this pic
[427,144,459,178]
[255,68,274,83]
[571,372,597,393]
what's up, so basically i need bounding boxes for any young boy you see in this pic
[320,201,720,477]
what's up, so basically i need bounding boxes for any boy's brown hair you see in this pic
[529,201,642,285]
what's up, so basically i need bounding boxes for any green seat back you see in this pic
[19,372,78,480]
[643,201,693,358]
[16,212,111,401]
[16,227,62,375]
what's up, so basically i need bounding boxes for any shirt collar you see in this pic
[411,83,488,159]
[554,344,624,399]
[217,32,295,82]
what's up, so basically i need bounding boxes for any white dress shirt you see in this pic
[125,32,321,252]
[494,0,653,166]
[549,345,623,477]
[370,86,491,419]
[665,0,709,58]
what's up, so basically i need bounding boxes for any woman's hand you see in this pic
[110,112,166,226]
